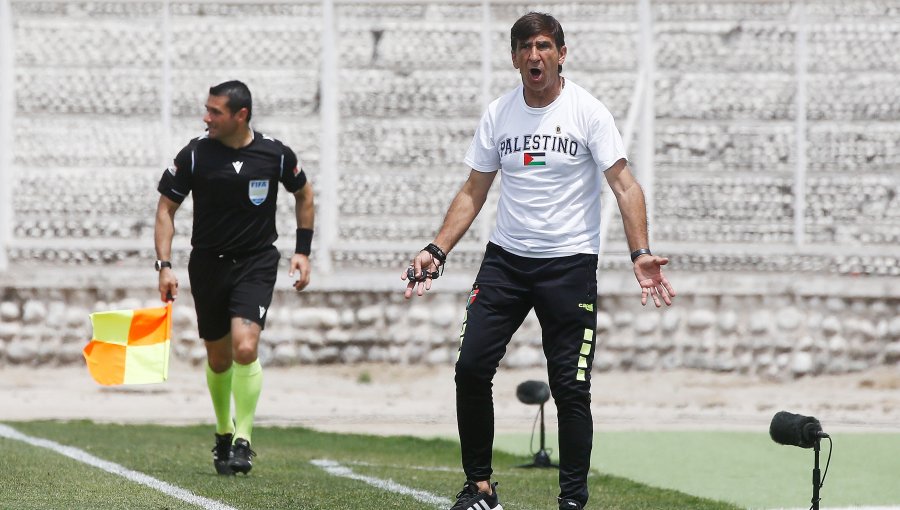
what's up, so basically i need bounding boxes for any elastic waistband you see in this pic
[487,242,595,262]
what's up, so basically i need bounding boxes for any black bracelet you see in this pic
[423,243,447,265]
[630,248,652,262]
[295,228,313,255]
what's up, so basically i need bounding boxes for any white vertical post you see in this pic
[160,0,172,167]
[0,0,14,271]
[478,0,493,245]
[480,0,492,111]
[793,1,808,246]
[637,0,655,246]
[318,0,338,273]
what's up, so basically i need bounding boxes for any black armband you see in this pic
[295,228,313,255]
[423,243,447,265]
[630,248,652,262]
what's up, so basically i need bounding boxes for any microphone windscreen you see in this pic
[516,380,551,405]
[770,411,819,448]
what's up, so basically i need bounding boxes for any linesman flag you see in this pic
[83,303,172,385]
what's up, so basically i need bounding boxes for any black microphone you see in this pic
[516,380,551,405]
[769,411,829,448]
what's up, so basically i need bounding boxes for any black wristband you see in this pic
[630,248,652,262]
[295,228,313,255]
[423,243,447,265]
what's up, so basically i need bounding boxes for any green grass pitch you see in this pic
[494,430,900,509]
[3,421,741,510]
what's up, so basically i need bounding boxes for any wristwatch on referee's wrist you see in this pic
[154,260,172,271]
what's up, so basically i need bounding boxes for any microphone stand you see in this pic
[811,437,821,510]
[517,402,558,469]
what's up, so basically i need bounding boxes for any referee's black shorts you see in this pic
[188,245,280,341]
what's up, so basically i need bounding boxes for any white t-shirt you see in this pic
[464,79,627,257]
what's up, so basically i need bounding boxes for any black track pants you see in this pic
[455,242,598,506]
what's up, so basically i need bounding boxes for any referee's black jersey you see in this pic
[157,131,307,255]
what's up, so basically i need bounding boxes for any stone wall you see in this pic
[2,273,898,380]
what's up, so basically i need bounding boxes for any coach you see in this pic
[402,12,675,510]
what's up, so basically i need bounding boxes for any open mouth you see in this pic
[529,68,542,79]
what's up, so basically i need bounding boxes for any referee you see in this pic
[154,80,314,475]
[402,13,675,510]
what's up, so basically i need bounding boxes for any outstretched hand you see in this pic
[633,255,676,307]
[401,250,441,299]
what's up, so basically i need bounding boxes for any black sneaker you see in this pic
[211,433,233,475]
[450,481,503,510]
[229,438,256,475]
[558,498,583,510]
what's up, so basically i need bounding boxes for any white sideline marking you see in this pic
[344,459,458,473]
[0,424,238,510]
[312,458,451,508]
[771,508,900,510]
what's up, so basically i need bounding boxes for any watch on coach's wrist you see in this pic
[630,248,652,263]
[154,260,172,271]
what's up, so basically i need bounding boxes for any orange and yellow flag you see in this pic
[83,303,172,385]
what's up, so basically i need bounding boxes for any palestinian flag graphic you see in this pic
[524,152,546,166]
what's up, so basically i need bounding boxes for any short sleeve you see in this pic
[587,104,627,172]
[157,144,193,203]
[464,109,501,172]
[279,145,307,193]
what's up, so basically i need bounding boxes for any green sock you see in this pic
[206,363,235,435]
[232,359,263,444]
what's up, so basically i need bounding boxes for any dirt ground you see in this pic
[4,362,900,436]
